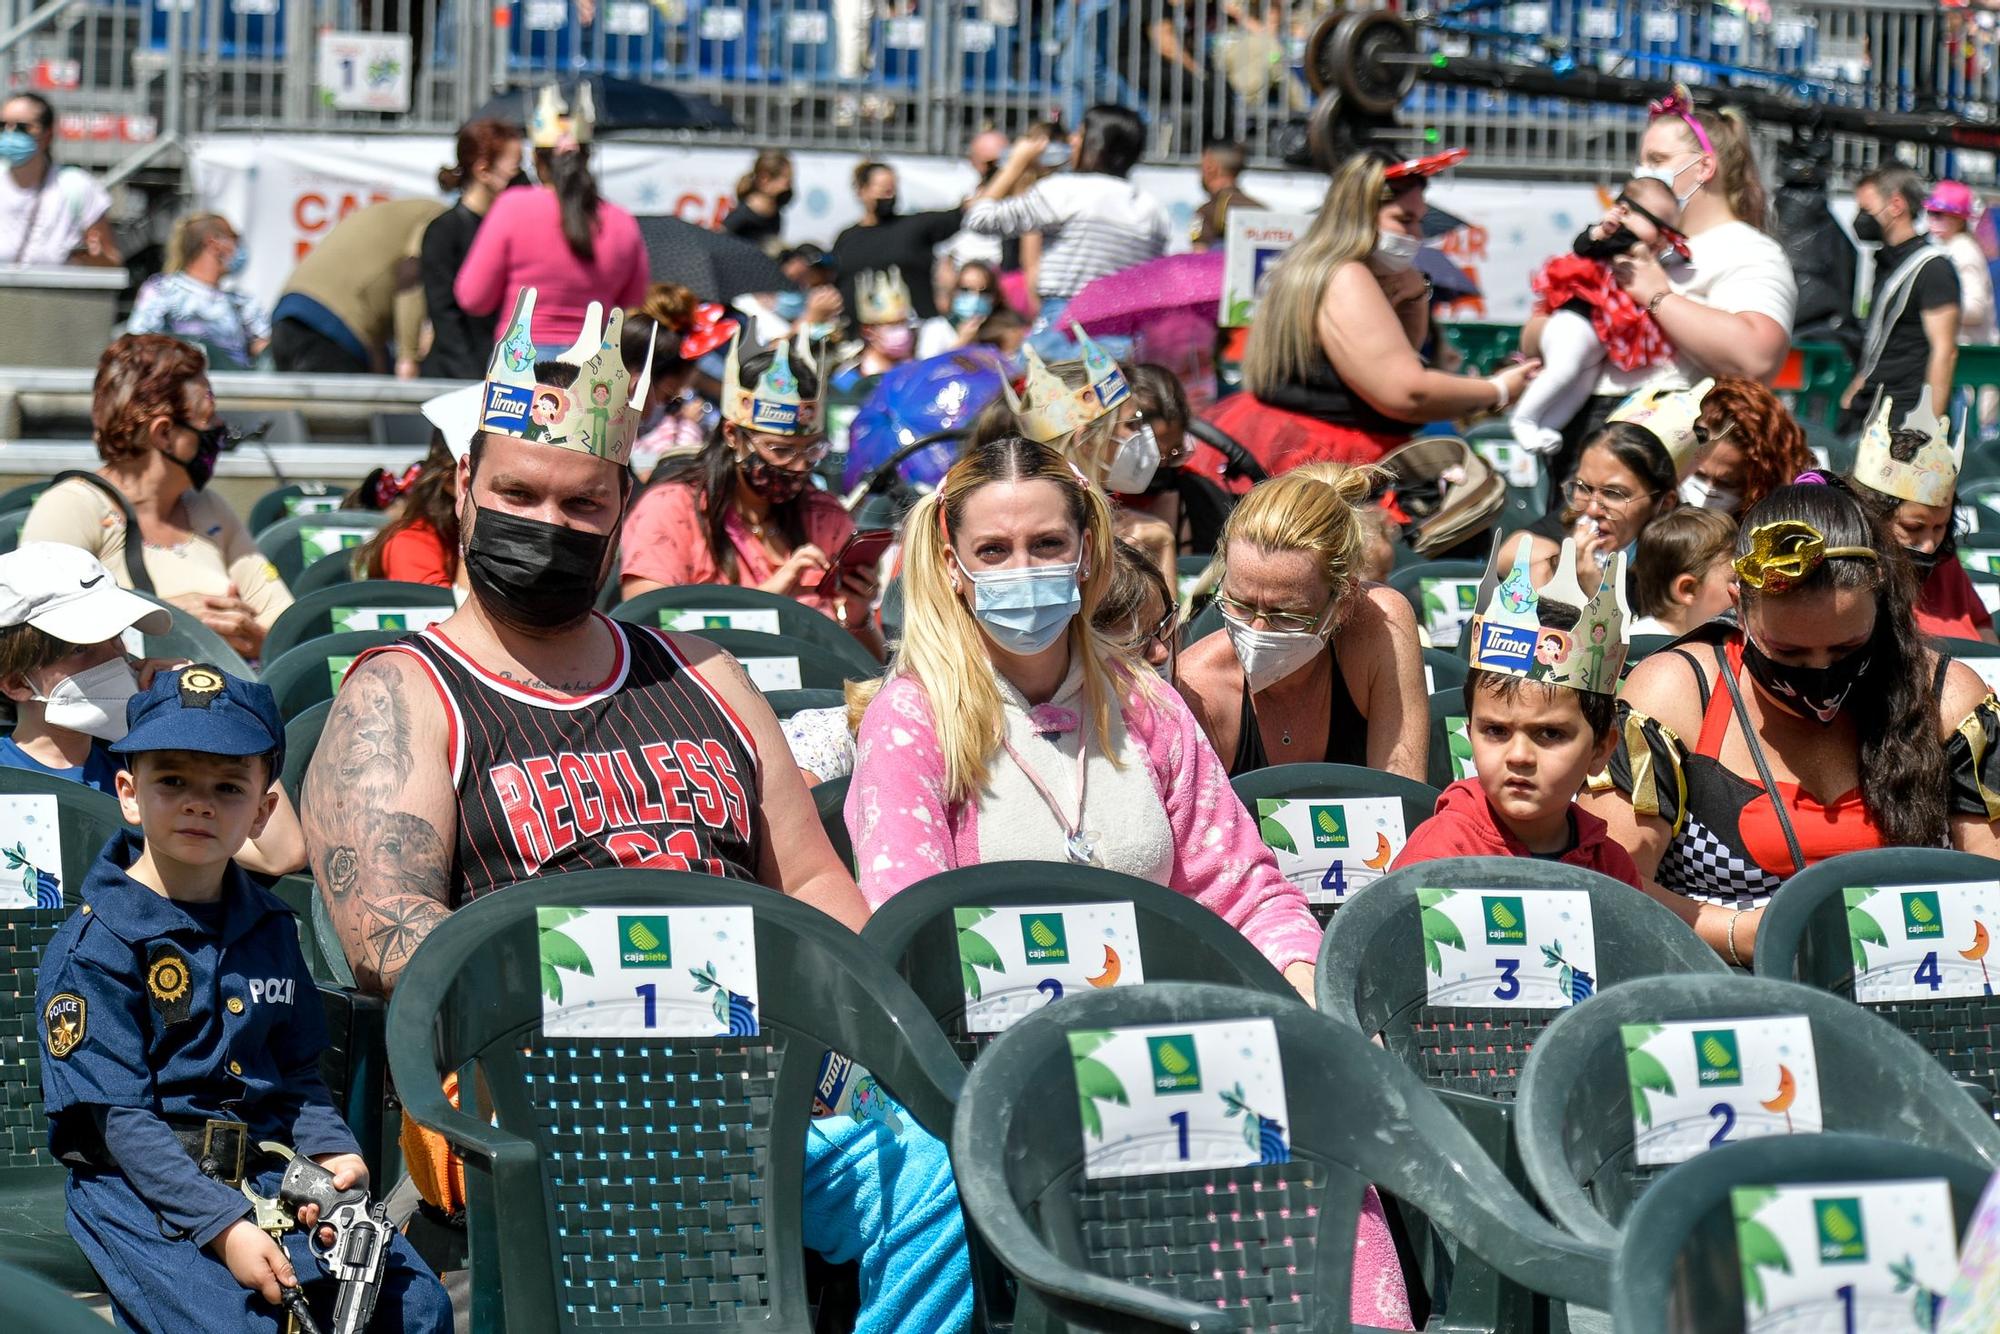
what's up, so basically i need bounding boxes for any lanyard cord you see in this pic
[999,719,1095,864]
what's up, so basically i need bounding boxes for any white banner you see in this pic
[187,133,1607,324]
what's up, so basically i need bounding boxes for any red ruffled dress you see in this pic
[1530,255,1674,372]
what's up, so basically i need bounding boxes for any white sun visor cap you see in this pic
[422,383,483,463]
[0,543,171,644]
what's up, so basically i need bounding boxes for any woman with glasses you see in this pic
[1177,464,1428,780]
[1483,419,1681,603]
[619,335,884,657]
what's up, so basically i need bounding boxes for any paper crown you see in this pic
[477,289,653,467]
[529,82,594,149]
[1608,377,1714,479]
[1001,326,1130,444]
[721,328,824,436]
[1855,386,1964,508]
[1468,534,1630,696]
[855,269,913,326]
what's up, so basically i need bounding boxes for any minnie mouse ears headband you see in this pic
[1379,147,1467,198]
[1648,85,1714,157]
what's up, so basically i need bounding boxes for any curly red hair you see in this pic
[90,334,209,463]
[1697,375,1809,512]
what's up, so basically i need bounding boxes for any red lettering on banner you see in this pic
[613,750,666,824]
[674,740,727,828]
[702,739,749,838]
[488,762,552,869]
[558,754,605,837]
[295,193,328,232]
[640,742,696,822]
[523,756,577,852]
[584,752,639,828]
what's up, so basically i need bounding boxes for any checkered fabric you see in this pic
[1655,812,1779,908]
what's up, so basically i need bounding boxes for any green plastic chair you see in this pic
[1422,647,1468,693]
[1424,689,1472,791]
[1755,847,2000,1114]
[677,627,879,693]
[1610,1133,1987,1334]
[261,630,404,721]
[254,512,388,587]
[247,482,349,539]
[1387,560,1486,650]
[280,699,332,809]
[0,506,30,557]
[1231,763,1442,924]
[0,481,49,515]
[289,547,365,598]
[612,584,882,679]
[0,770,125,1289]
[132,592,255,681]
[765,687,845,720]
[262,581,454,663]
[384,868,967,1332]
[953,981,1611,1333]
[1514,974,2000,1252]
[813,774,852,870]
[0,1258,109,1331]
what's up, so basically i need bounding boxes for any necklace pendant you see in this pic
[1281,728,1292,745]
[1065,832,1098,866]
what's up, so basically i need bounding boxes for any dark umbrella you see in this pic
[1417,245,1480,299]
[1422,202,1472,239]
[635,215,794,303]
[473,74,734,133]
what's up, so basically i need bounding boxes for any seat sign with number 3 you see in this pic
[1254,796,1405,905]
[536,905,761,1039]
[1419,887,1596,1009]
[1069,1019,1288,1181]
[956,903,1143,1033]
[1844,882,2000,1004]
[1621,1016,1821,1166]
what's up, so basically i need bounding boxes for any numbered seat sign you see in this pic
[1068,1019,1288,1181]
[956,903,1143,1033]
[0,794,63,910]
[331,605,452,634]
[1844,882,2000,1003]
[1419,578,1482,645]
[1254,796,1406,904]
[1731,1179,1956,1334]
[1419,888,1597,1009]
[658,608,782,635]
[740,658,802,691]
[536,905,761,1039]
[1620,1016,1822,1167]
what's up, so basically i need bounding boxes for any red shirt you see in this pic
[1915,558,1994,643]
[380,519,454,588]
[618,481,855,621]
[1392,778,1642,888]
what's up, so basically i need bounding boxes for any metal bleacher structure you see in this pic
[0,0,1987,186]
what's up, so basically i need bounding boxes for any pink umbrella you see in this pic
[1060,251,1226,338]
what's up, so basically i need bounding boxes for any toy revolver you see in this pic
[242,1141,394,1334]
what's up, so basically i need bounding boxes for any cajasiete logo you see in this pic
[1901,890,1944,940]
[1814,1197,1868,1264]
[1693,1028,1742,1087]
[1484,895,1527,946]
[618,915,673,967]
[1021,913,1070,965]
[1308,804,1349,850]
[1147,1035,1203,1094]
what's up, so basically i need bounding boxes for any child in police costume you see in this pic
[36,664,451,1332]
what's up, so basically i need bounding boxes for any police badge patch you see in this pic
[146,945,193,1024]
[177,665,225,709]
[44,993,85,1058]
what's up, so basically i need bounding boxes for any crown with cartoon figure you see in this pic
[1855,385,1963,508]
[721,328,824,436]
[1002,326,1130,444]
[477,288,654,467]
[1607,377,1714,478]
[855,269,914,326]
[1468,534,1629,696]
[529,82,594,149]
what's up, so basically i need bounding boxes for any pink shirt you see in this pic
[453,187,649,347]
[619,480,855,621]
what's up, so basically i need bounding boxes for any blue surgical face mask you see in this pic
[223,245,247,277]
[0,129,37,167]
[774,289,806,321]
[951,290,994,322]
[959,558,1083,656]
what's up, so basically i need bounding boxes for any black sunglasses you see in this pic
[1,119,45,135]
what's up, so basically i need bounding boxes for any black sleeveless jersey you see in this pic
[359,615,761,904]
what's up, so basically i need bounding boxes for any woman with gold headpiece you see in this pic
[619,331,883,656]
[1588,481,2000,966]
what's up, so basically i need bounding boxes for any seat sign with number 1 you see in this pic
[956,903,1143,1033]
[536,905,761,1039]
[1732,1179,1956,1334]
[1069,1019,1288,1181]
[1621,1016,1821,1166]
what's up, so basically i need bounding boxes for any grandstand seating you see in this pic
[261,629,404,719]
[0,1258,108,1330]
[254,512,388,587]
[247,482,348,537]
[612,584,882,678]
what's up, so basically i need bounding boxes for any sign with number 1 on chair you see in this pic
[1254,797,1406,905]
[536,906,762,1039]
[1419,888,1597,1009]
[955,903,1144,1034]
[1844,883,2000,1003]
[1069,1019,1289,1181]
[1733,1179,1956,1334]
[1621,1017,1822,1167]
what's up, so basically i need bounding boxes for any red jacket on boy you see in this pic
[1392,778,1641,888]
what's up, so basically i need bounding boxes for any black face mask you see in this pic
[1742,635,1873,726]
[874,196,899,220]
[462,504,612,632]
[772,188,795,209]
[1853,209,1885,243]
[1574,224,1643,260]
[740,454,812,504]
[1905,544,1947,576]
[170,420,227,491]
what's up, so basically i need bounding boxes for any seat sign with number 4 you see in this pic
[1620,1016,1822,1166]
[1846,882,2000,1003]
[1732,1179,1956,1334]
[1255,796,1405,905]
[1419,888,1596,1008]
[1069,1019,1288,1180]
[956,903,1142,1033]
[536,905,761,1039]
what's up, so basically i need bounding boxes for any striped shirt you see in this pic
[357,615,761,903]
[964,174,1172,300]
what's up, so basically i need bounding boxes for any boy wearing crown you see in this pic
[37,664,451,1331]
[1393,537,1641,885]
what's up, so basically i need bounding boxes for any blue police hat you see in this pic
[108,664,285,772]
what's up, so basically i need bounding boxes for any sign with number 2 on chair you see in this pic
[1620,1016,1822,1167]
[1844,882,2000,1003]
[536,905,762,1039]
[1069,1019,1289,1181]
[1419,888,1597,1009]
[956,903,1144,1034]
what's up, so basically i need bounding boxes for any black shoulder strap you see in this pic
[51,472,153,595]
[1934,653,1951,696]
[1715,643,1809,876]
[1668,647,1711,712]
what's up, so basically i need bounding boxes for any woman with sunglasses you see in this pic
[1177,463,1428,780]
[619,332,884,656]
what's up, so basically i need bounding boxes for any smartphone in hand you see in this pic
[805,528,896,594]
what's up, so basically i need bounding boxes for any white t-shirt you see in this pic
[1593,221,1798,395]
[0,164,111,266]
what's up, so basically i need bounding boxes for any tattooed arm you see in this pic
[670,634,872,933]
[300,652,459,996]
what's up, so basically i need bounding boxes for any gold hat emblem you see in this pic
[178,665,224,709]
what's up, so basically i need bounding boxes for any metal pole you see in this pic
[0,0,78,56]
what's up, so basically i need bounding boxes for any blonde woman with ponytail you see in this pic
[846,436,1339,1000]
[1206,150,1541,476]
[1178,463,1428,781]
